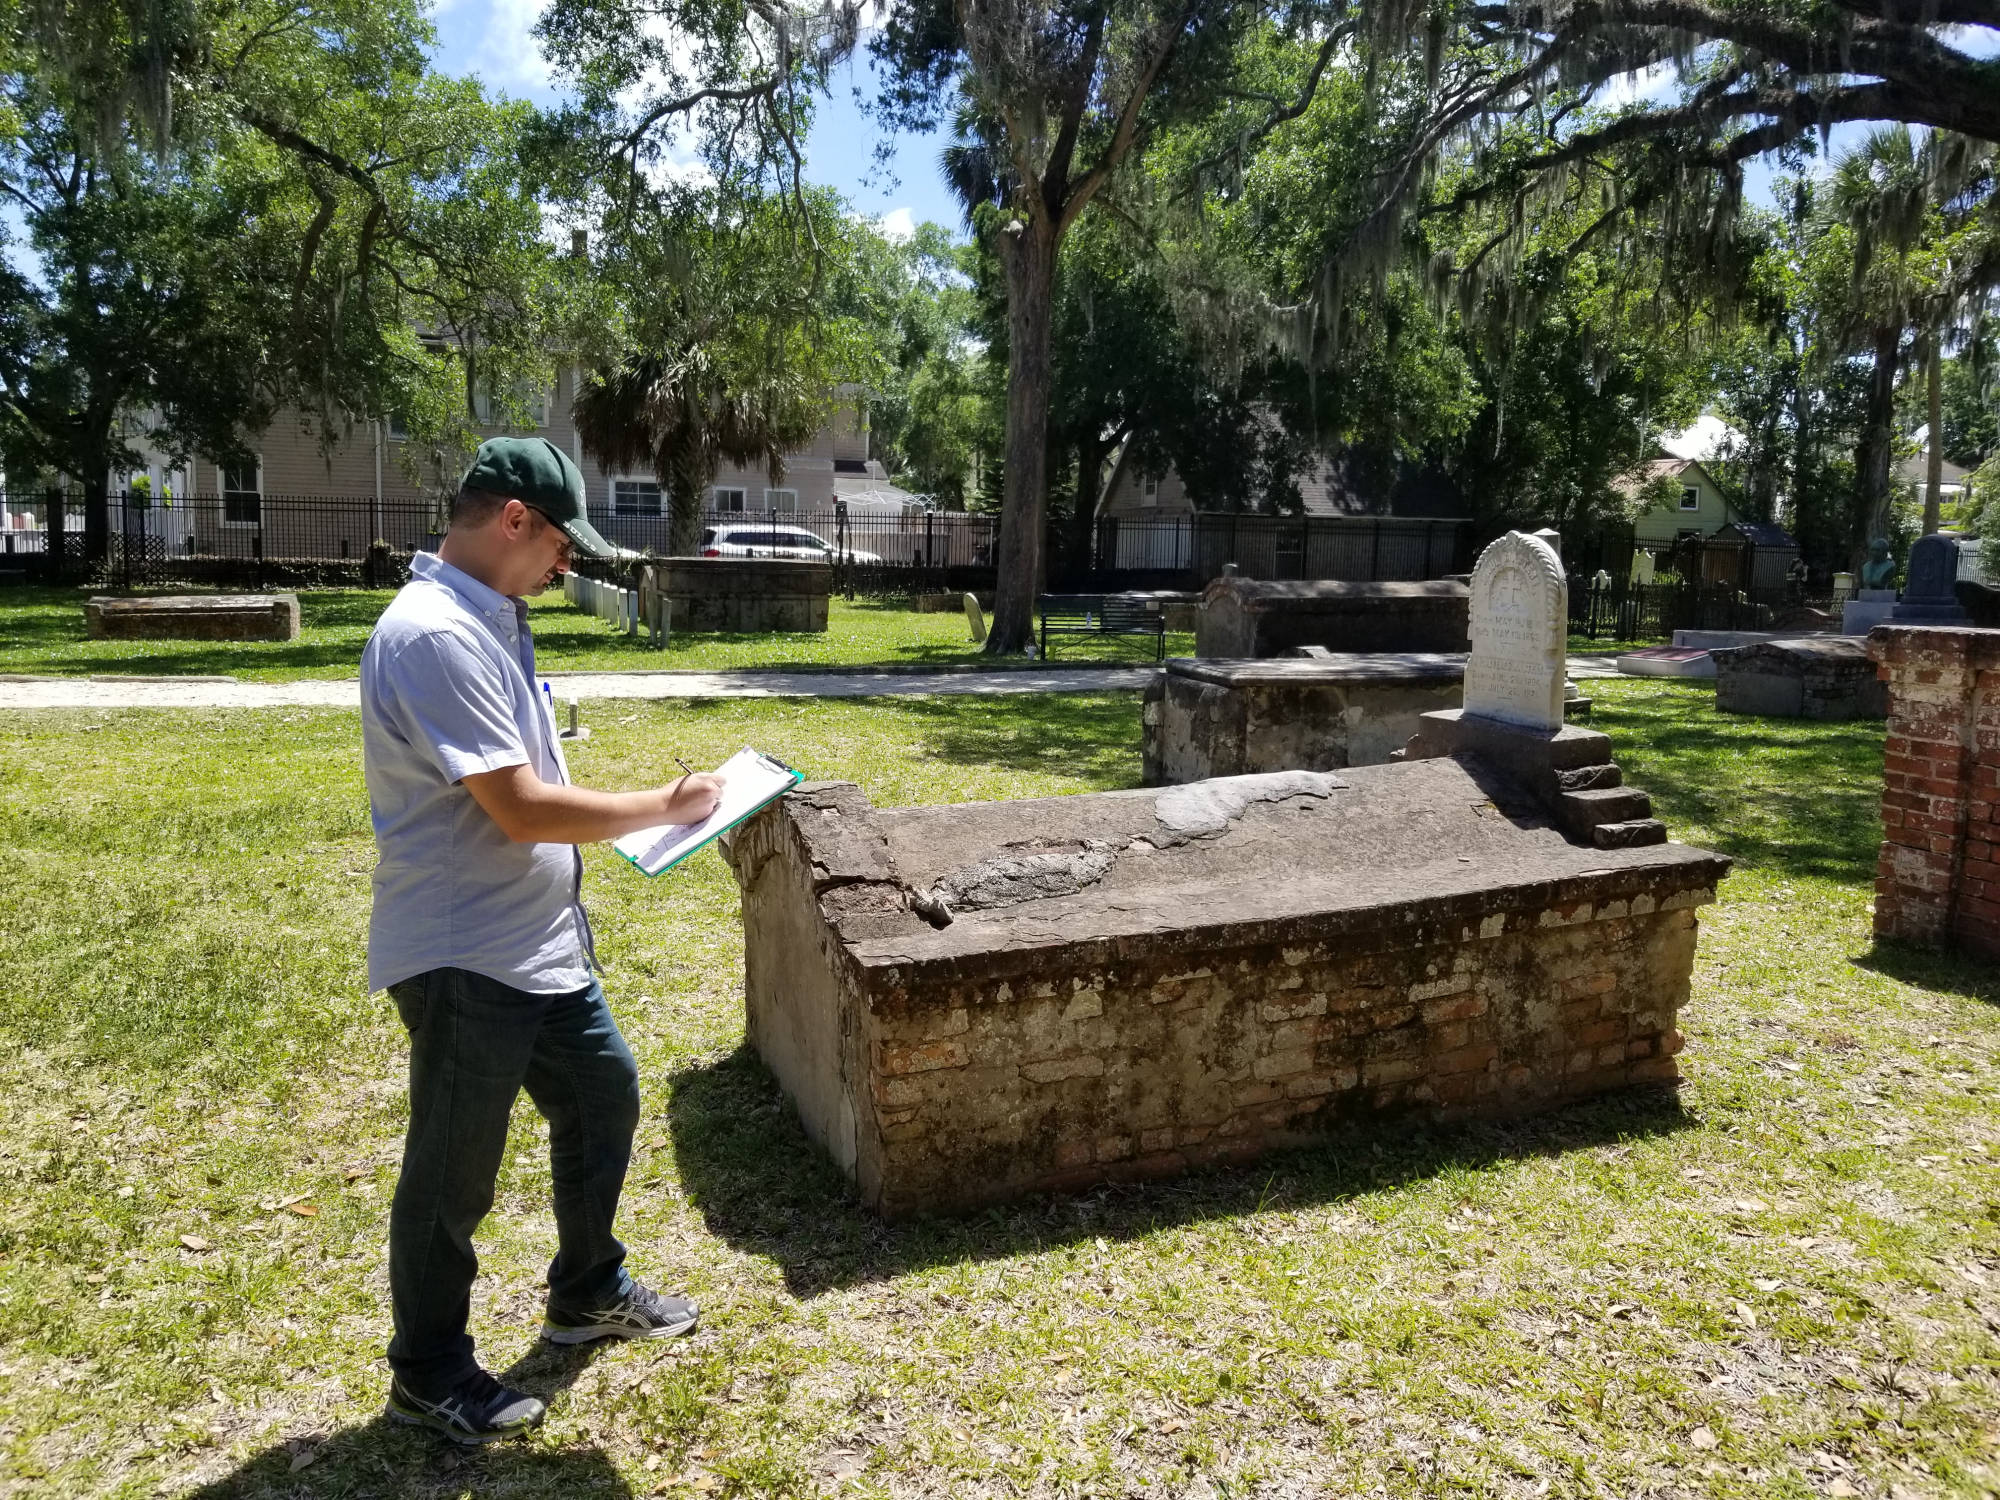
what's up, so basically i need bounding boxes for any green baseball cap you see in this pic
[460,436,619,559]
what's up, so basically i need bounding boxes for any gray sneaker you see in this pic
[386,1370,545,1445]
[541,1280,698,1344]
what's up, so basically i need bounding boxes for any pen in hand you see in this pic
[674,756,696,777]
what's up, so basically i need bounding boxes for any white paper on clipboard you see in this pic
[612,746,801,876]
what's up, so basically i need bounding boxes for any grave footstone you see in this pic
[1890,534,1969,624]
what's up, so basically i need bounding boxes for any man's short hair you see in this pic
[450,487,514,528]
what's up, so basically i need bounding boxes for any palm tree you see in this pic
[572,346,822,558]
[1828,126,1999,548]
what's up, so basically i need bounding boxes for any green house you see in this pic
[1620,458,1738,547]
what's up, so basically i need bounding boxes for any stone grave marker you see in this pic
[964,592,987,644]
[1890,533,1970,624]
[1462,530,1567,732]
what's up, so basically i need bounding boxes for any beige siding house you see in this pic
[116,376,876,558]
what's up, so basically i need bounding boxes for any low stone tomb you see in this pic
[1196,577,1469,659]
[645,556,830,634]
[84,593,299,642]
[1712,636,1887,720]
[1141,652,1464,784]
[721,530,1725,1216]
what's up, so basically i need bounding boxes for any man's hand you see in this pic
[665,771,723,825]
[462,764,724,845]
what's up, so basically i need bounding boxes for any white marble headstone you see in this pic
[1464,530,1567,732]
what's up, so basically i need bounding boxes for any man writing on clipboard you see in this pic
[360,436,723,1445]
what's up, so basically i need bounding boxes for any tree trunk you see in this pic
[669,477,703,558]
[985,216,1058,655]
[1855,324,1901,560]
[1069,432,1109,581]
[83,474,111,568]
[1924,330,1943,536]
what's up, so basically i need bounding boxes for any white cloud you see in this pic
[1594,59,1681,111]
[430,0,558,102]
[878,206,915,241]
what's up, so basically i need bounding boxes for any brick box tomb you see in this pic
[644,557,830,634]
[84,593,300,642]
[721,532,1727,1216]
[1195,577,1469,658]
[1711,636,1887,720]
[1141,652,1465,783]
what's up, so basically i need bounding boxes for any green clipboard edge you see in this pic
[615,749,804,877]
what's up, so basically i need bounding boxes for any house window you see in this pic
[1140,476,1159,508]
[613,479,663,516]
[764,487,798,512]
[712,486,747,513]
[473,376,550,428]
[1679,487,1700,511]
[222,460,262,526]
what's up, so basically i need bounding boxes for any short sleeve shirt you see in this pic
[360,552,593,993]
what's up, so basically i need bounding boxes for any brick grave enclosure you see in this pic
[1868,624,2000,959]
[83,592,300,642]
[721,757,1728,1217]
[644,557,831,634]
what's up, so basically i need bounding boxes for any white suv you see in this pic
[696,524,881,565]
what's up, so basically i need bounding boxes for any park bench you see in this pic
[1036,593,1166,660]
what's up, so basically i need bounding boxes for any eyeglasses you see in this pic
[529,511,573,564]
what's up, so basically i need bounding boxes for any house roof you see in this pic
[834,472,925,512]
[1894,454,1971,487]
[1713,520,1797,547]
[1613,456,1725,501]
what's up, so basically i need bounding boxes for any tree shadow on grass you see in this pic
[1590,684,1885,885]
[666,1046,1696,1301]
[872,691,1144,788]
[1851,938,2000,1005]
[186,1343,624,1500]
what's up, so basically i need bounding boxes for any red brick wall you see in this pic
[1869,626,2000,959]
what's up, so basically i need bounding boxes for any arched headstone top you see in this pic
[1464,530,1568,732]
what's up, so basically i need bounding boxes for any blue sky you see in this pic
[426,0,967,236]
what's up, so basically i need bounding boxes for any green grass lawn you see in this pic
[2,680,1997,1497]
[0,587,1186,681]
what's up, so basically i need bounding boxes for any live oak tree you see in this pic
[875,0,1340,651]
[0,0,552,567]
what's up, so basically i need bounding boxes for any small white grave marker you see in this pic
[964,592,987,644]
[1463,530,1567,732]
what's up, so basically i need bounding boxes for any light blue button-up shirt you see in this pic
[360,552,594,994]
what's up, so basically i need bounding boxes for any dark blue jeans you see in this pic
[385,967,639,1394]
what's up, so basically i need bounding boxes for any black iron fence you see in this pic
[2,490,1471,595]
[1094,513,1466,584]
[1567,578,1836,641]
[2,491,443,588]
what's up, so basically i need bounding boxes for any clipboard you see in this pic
[612,747,803,876]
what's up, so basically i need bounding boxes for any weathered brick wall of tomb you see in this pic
[1869,624,2000,959]
[723,774,1722,1219]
